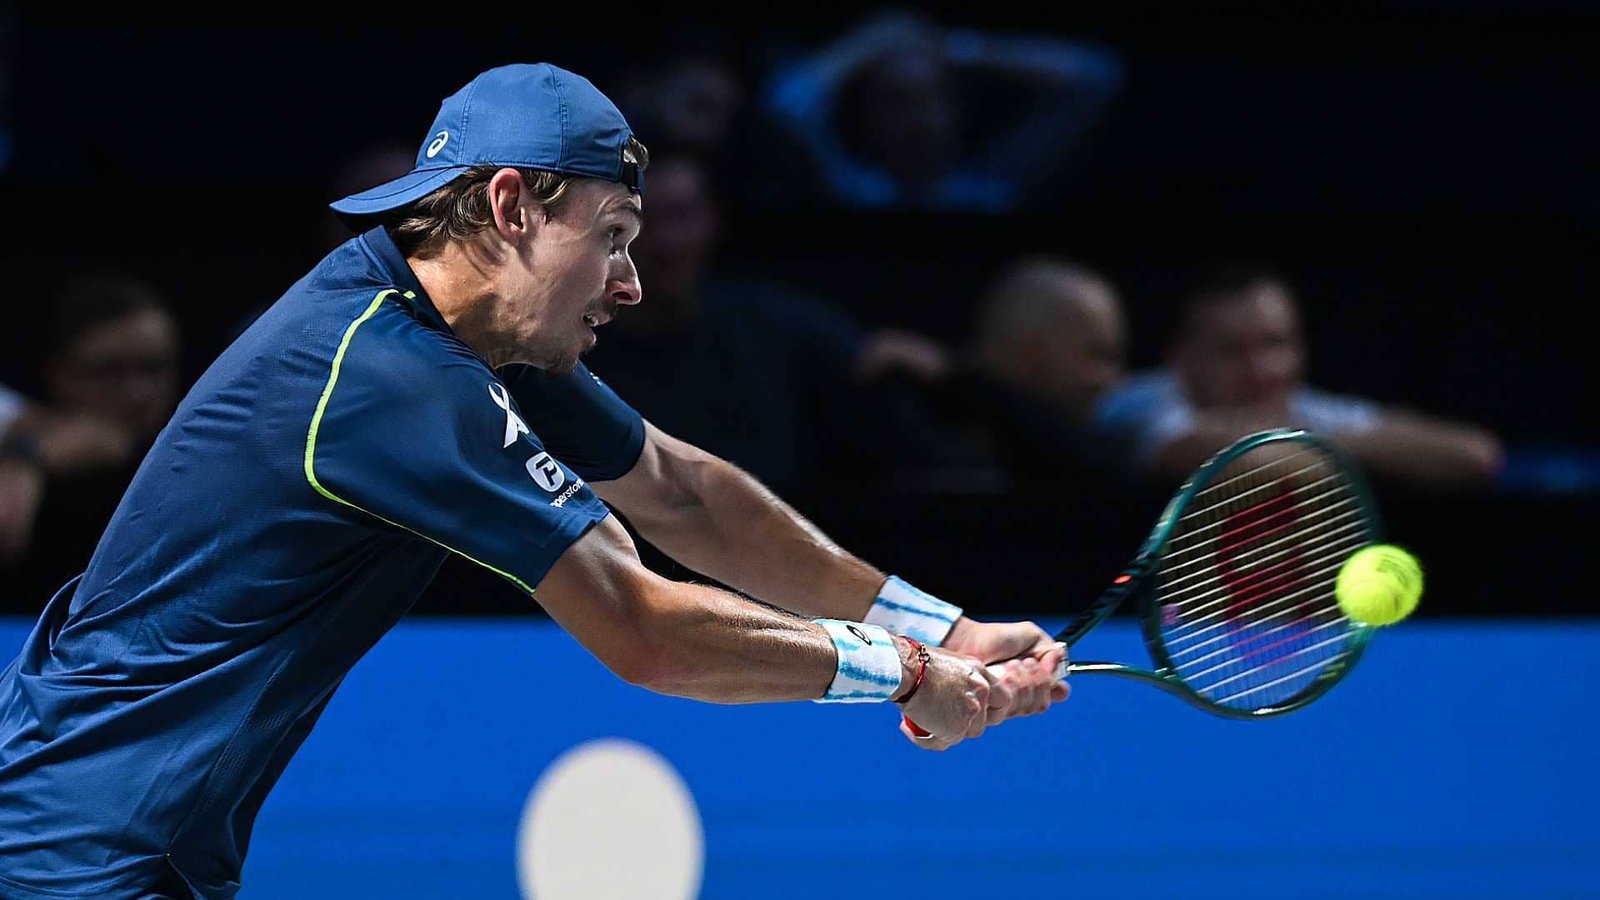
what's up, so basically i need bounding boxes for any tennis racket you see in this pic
[909,427,1383,733]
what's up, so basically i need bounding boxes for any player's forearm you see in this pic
[624,582,894,704]
[539,516,912,704]
[629,454,885,619]
[562,574,906,704]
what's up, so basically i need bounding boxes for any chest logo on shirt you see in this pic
[488,382,530,448]
[526,452,566,493]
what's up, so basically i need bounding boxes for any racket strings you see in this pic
[1164,557,1354,663]
[1160,514,1367,630]
[1162,503,1365,600]
[1152,445,1374,711]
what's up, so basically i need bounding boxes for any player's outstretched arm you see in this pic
[535,514,1008,749]
[592,422,886,619]
[592,422,1069,714]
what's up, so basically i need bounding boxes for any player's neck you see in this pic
[408,248,516,366]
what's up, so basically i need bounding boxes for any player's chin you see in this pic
[533,342,582,376]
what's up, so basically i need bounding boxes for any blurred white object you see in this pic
[518,738,704,900]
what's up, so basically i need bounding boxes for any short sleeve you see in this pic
[306,309,613,594]
[500,362,645,482]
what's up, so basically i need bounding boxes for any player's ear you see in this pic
[487,167,531,240]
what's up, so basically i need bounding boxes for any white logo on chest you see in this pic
[488,382,530,448]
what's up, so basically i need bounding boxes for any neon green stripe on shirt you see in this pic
[304,288,537,594]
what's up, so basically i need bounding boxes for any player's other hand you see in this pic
[989,655,1067,720]
[943,618,1070,708]
[896,644,1003,752]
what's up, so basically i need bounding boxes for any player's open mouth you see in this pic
[583,312,609,328]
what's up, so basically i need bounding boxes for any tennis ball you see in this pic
[1336,544,1424,626]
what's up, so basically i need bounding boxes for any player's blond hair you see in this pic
[388,136,650,257]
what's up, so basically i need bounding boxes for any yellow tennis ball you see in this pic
[1336,544,1424,626]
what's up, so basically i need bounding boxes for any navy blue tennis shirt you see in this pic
[0,224,644,896]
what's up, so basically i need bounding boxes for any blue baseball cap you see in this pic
[331,62,641,218]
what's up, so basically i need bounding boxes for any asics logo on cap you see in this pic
[426,131,450,159]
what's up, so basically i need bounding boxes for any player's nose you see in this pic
[610,259,642,307]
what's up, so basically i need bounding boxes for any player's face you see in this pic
[1178,281,1304,410]
[509,180,643,374]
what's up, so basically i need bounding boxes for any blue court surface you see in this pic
[1,616,1595,898]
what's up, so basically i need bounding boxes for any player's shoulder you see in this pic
[328,288,494,402]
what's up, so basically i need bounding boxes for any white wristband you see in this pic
[813,620,901,703]
[864,576,963,646]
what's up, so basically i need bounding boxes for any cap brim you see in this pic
[329,166,467,217]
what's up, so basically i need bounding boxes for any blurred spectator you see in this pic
[1,273,181,607]
[758,7,1123,212]
[0,382,22,442]
[880,256,1136,493]
[0,383,138,499]
[42,275,180,444]
[579,151,972,494]
[0,444,42,564]
[1093,262,1505,489]
[0,384,43,562]
[613,39,747,162]
[971,257,1128,424]
[8,396,118,569]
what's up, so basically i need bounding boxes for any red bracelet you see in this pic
[898,637,936,737]
[896,637,931,705]
[899,637,930,703]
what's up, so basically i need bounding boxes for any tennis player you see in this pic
[0,63,1067,899]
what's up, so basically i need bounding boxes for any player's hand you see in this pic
[943,618,1070,718]
[940,611,1068,675]
[896,644,1002,751]
[989,655,1067,720]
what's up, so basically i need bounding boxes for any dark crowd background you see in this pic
[0,2,1595,621]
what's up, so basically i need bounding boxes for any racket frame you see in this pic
[1055,427,1379,719]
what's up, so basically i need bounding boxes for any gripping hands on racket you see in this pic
[944,618,1070,721]
[898,621,1070,750]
